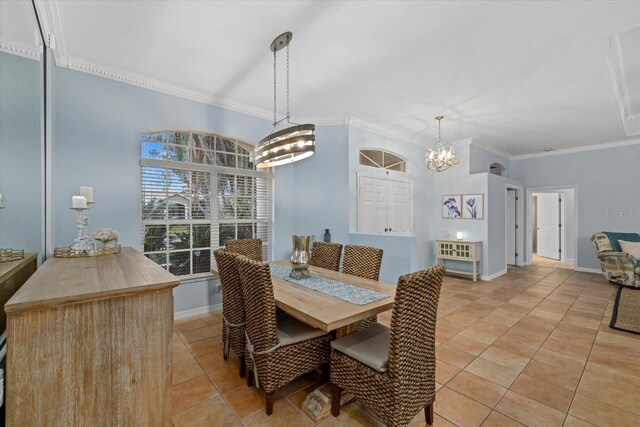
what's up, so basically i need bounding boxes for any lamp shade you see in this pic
[255,124,315,168]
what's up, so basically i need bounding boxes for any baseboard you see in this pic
[174,303,222,320]
[574,267,602,274]
[481,269,507,281]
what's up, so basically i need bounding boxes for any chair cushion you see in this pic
[330,323,389,372]
[276,315,327,346]
[620,240,640,260]
[604,232,640,252]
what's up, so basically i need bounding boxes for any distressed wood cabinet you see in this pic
[5,248,179,426]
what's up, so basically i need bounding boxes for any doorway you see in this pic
[505,185,524,268]
[527,188,576,269]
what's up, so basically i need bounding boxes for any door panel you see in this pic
[388,180,411,234]
[537,193,560,260]
[507,189,516,265]
[358,176,388,233]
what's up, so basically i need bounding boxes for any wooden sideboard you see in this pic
[5,247,179,426]
[0,253,37,336]
[0,253,37,422]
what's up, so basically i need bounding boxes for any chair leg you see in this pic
[322,363,330,383]
[247,368,253,387]
[266,392,275,416]
[331,385,341,417]
[425,403,433,425]
[239,356,246,378]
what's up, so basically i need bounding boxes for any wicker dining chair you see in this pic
[309,241,343,271]
[330,264,445,427]
[342,244,384,329]
[235,256,332,416]
[226,238,263,261]
[213,249,247,378]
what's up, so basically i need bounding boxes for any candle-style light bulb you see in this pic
[72,196,88,209]
[80,186,94,203]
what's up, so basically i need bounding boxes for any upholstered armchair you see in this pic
[591,232,640,288]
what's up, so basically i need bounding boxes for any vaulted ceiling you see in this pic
[2,1,640,155]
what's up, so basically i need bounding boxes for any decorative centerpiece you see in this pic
[0,249,25,263]
[54,186,122,258]
[93,228,120,250]
[290,235,312,279]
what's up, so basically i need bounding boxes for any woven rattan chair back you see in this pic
[388,264,445,399]
[341,245,383,280]
[309,242,343,271]
[226,238,263,262]
[235,256,278,353]
[213,249,245,354]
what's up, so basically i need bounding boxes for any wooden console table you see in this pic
[436,240,482,281]
[5,247,179,426]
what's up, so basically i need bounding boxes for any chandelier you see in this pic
[255,32,315,168]
[426,115,456,172]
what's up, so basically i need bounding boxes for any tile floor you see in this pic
[531,254,575,270]
[171,265,640,426]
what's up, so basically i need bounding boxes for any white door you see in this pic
[537,193,561,260]
[358,176,388,234]
[388,180,411,234]
[507,189,516,265]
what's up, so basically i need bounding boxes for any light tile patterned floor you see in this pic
[171,265,640,426]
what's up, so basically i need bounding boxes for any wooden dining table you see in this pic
[213,259,397,421]
[269,260,396,336]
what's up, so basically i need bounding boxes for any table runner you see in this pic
[269,264,389,306]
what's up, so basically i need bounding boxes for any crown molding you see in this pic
[65,56,280,120]
[0,38,41,61]
[511,137,640,160]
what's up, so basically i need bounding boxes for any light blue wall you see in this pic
[347,126,433,283]
[51,66,355,313]
[292,125,349,244]
[0,52,42,255]
[511,143,640,270]
[487,174,506,276]
[52,66,279,312]
[469,140,511,177]
[427,140,492,275]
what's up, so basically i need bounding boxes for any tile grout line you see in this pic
[448,270,595,422]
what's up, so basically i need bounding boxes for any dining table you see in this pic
[268,260,396,337]
[213,259,397,421]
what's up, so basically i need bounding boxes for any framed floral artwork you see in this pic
[442,195,462,219]
[462,194,484,219]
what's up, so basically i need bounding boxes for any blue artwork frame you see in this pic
[442,195,462,219]
[462,194,484,219]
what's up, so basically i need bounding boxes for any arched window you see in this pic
[140,130,273,277]
[359,149,406,172]
[490,162,506,176]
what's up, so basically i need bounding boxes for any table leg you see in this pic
[335,324,355,338]
[301,323,358,421]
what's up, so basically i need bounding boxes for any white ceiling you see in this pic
[0,0,39,54]
[2,1,640,155]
